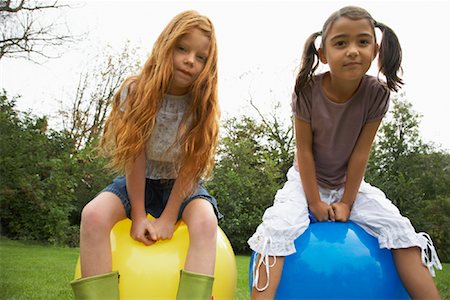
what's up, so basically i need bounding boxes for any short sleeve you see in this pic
[367,85,390,122]
[291,90,312,123]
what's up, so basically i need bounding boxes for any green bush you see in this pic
[0,92,77,244]
[207,116,293,254]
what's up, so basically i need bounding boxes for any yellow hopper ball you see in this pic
[75,215,237,299]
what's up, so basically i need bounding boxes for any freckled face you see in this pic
[168,28,210,95]
[319,17,378,82]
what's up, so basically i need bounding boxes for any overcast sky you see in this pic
[1,0,449,150]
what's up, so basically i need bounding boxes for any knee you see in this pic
[81,202,112,234]
[188,212,218,242]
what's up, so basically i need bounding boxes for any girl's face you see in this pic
[319,17,378,82]
[168,28,210,95]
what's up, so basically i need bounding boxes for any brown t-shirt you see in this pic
[292,73,390,189]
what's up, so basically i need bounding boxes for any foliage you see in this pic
[366,94,450,262]
[0,91,77,244]
[0,90,113,246]
[68,142,113,230]
[366,93,427,211]
[249,99,295,178]
[207,115,294,254]
[411,196,450,264]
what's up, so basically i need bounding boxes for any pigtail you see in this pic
[294,31,322,96]
[375,21,403,92]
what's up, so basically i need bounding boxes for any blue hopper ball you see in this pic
[249,221,410,299]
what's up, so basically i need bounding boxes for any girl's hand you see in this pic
[331,202,351,222]
[130,217,157,246]
[148,217,176,241]
[309,201,335,222]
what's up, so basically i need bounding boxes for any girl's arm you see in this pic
[332,120,382,221]
[295,118,335,221]
[148,168,192,240]
[126,150,156,245]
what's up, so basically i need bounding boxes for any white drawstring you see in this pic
[252,190,338,292]
[418,232,442,277]
[252,237,277,292]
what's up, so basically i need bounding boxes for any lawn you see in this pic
[0,238,79,299]
[0,238,448,299]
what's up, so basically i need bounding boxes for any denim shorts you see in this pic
[101,176,223,220]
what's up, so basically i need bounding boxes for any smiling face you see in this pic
[319,17,378,82]
[168,27,210,95]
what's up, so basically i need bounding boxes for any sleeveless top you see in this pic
[120,86,190,179]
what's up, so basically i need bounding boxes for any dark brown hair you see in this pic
[294,6,403,95]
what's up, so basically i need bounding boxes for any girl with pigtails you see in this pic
[248,6,441,299]
[71,10,222,300]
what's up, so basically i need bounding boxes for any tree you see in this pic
[366,93,450,262]
[367,93,429,212]
[249,98,295,180]
[0,0,78,61]
[0,90,79,245]
[207,113,294,254]
[413,196,450,263]
[60,42,141,150]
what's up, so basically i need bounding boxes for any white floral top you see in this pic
[120,86,190,179]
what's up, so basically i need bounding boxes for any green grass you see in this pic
[0,238,448,299]
[437,263,450,299]
[236,255,251,299]
[0,237,79,299]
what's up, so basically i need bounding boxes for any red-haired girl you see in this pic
[71,10,221,300]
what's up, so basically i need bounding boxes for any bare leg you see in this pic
[80,192,126,277]
[393,247,441,300]
[182,199,218,275]
[251,256,284,300]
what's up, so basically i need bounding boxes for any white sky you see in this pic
[1,0,449,150]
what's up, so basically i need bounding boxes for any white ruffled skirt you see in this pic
[247,167,442,291]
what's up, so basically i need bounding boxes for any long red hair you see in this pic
[101,10,219,192]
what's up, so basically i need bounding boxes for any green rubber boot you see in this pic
[176,270,214,300]
[70,271,119,300]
